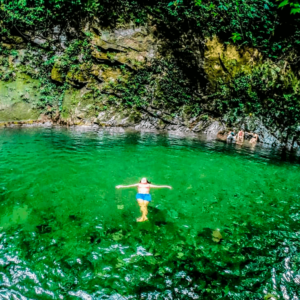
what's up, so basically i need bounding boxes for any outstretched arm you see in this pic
[116,184,138,189]
[149,184,172,189]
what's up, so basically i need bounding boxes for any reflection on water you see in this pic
[0,127,300,299]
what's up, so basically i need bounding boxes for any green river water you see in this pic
[0,127,300,300]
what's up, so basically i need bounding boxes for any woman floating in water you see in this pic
[116,178,172,222]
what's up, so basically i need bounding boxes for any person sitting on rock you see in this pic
[116,178,172,222]
[237,129,245,142]
[250,132,259,144]
[227,130,236,142]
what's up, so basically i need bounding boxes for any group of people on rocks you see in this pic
[227,129,259,145]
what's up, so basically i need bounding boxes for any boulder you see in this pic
[32,37,47,46]
[212,229,223,243]
[9,36,24,44]
[91,48,110,62]
[99,67,121,82]
[204,36,262,87]
[90,64,103,82]
[51,66,64,83]
[91,34,125,52]
[204,121,226,137]
[1,43,13,49]
[66,70,90,87]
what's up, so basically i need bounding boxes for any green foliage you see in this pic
[0,0,82,28]
[162,0,300,58]
[12,48,70,113]
[108,59,201,116]
[278,0,300,14]
[0,0,148,33]
[1,0,300,58]
[231,32,242,43]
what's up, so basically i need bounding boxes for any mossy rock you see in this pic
[51,66,64,83]
[9,36,24,44]
[66,63,94,87]
[100,68,121,82]
[61,88,98,121]
[0,102,39,121]
[60,88,82,119]
[128,110,142,123]
[212,229,223,243]
[1,43,13,50]
[90,64,103,80]
[66,70,90,87]
[91,49,110,61]
[204,36,262,88]
[114,52,145,70]
[90,33,125,52]
[0,72,40,121]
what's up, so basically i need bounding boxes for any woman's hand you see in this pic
[116,185,123,189]
[168,186,172,190]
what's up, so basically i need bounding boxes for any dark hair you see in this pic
[140,179,151,184]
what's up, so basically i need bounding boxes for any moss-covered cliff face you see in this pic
[1,0,300,148]
[0,73,40,121]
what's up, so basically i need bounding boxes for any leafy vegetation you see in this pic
[1,0,300,57]
[278,0,300,14]
[107,59,202,117]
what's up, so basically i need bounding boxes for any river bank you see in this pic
[1,116,297,151]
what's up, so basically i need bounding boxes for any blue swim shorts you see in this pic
[136,193,152,202]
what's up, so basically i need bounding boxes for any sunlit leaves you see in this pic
[291,4,300,14]
[231,32,242,42]
[278,0,300,13]
[278,0,289,8]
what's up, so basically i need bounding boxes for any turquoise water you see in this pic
[0,127,300,299]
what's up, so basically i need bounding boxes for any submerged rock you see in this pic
[212,229,223,243]
[51,65,64,83]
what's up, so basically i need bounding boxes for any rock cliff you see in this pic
[1,2,300,149]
